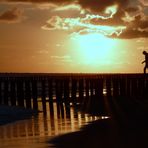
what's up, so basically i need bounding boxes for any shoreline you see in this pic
[0,105,38,126]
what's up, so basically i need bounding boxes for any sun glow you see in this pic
[76,34,117,65]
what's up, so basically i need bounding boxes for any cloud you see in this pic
[139,0,148,6]
[0,7,24,23]
[78,0,129,13]
[50,55,72,63]
[110,28,148,39]
[110,13,148,39]
[1,0,73,5]
[2,0,148,39]
[42,12,126,37]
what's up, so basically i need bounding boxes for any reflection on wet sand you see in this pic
[0,102,104,148]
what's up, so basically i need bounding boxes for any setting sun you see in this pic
[76,34,117,65]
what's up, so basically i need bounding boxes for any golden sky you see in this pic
[0,0,148,73]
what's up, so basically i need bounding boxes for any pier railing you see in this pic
[0,73,148,113]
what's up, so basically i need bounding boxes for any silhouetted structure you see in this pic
[0,73,148,114]
[142,50,148,74]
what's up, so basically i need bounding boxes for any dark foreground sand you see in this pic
[49,96,148,148]
[0,105,38,125]
[49,118,148,148]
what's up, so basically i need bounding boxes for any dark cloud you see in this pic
[131,15,148,29]
[2,0,148,39]
[139,0,148,6]
[90,10,125,27]
[125,7,139,13]
[0,7,24,23]
[110,28,148,39]
[78,0,129,13]
[1,0,73,4]
[1,0,129,11]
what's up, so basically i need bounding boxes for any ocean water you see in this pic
[0,102,105,148]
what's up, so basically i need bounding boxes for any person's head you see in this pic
[143,51,147,55]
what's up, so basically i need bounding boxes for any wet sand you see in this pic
[49,96,148,148]
[0,105,38,125]
[49,118,148,148]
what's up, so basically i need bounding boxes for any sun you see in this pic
[76,33,117,65]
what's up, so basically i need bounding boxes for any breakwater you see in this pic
[0,73,148,115]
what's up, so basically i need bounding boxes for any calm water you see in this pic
[0,102,107,148]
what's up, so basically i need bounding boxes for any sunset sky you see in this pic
[0,0,148,73]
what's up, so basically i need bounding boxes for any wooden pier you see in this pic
[0,73,148,116]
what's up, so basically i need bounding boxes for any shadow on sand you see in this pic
[49,95,148,148]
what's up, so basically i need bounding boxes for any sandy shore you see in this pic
[49,96,148,148]
[49,117,148,148]
[0,105,38,125]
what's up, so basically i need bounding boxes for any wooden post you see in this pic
[82,78,90,110]
[145,77,148,97]
[126,77,131,97]
[112,77,119,98]
[24,80,32,108]
[63,78,70,106]
[32,80,38,110]
[41,79,47,113]
[0,79,2,105]
[71,78,77,106]
[55,79,63,103]
[131,78,137,97]
[94,77,104,114]
[90,78,94,97]
[137,77,144,97]
[85,78,90,99]
[48,79,54,117]
[16,79,25,107]
[79,78,84,104]
[106,77,112,98]
[119,77,126,97]
[4,79,9,105]
[96,78,103,98]
[10,80,16,106]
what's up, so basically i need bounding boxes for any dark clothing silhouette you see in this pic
[142,51,148,74]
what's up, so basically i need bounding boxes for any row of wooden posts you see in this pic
[0,74,148,112]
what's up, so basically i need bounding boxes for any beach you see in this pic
[0,73,148,148]
[0,105,38,125]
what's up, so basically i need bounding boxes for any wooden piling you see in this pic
[126,77,131,97]
[106,77,112,97]
[41,79,47,113]
[16,79,25,107]
[79,78,84,104]
[90,78,94,96]
[63,78,70,105]
[10,80,16,106]
[145,77,148,97]
[4,79,9,105]
[48,79,54,117]
[131,77,138,97]
[119,77,126,97]
[32,79,38,110]
[24,80,32,108]
[55,79,63,103]
[71,78,77,105]
[112,77,120,97]
[85,78,90,98]
[0,79,2,104]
